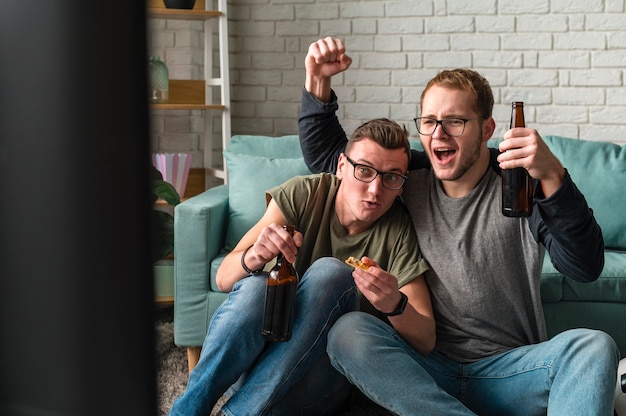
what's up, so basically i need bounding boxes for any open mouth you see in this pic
[434,148,456,163]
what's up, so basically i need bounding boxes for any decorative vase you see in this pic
[149,56,169,104]
[164,0,196,9]
[152,153,193,198]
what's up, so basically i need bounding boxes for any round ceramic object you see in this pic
[149,56,169,103]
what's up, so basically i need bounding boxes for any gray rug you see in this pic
[155,308,228,416]
[155,310,188,416]
[155,307,392,415]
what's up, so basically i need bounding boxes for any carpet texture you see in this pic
[155,307,392,415]
[155,313,188,415]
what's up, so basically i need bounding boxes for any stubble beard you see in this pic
[434,133,483,183]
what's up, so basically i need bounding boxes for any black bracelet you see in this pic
[241,245,263,274]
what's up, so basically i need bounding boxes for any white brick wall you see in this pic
[149,0,626,168]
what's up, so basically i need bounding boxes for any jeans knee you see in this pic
[576,328,616,351]
[558,328,620,367]
[233,273,267,293]
[584,329,620,364]
[303,257,354,292]
[215,275,266,322]
[308,257,350,276]
[328,312,374,360]
[310,256,344,270]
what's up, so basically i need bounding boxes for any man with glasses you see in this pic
[169,118,435,416]
[298,36,619,415]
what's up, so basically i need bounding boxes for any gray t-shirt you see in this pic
[403,168,545,362]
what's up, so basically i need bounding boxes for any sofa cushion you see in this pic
[543,136,626,250]
[227,134,302,158]
[541,250,626,302]
[223,150,311,251]
[539,273,564,303]
[561,251,626,302]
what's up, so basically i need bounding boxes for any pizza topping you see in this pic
[345,256,370,271]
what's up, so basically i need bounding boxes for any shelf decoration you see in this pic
[149,56,169,103]
[152,153,193,198]
[164,0,196,9]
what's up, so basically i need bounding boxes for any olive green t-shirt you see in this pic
[267,173,428,293]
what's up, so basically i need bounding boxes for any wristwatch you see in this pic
[383,292,408,316]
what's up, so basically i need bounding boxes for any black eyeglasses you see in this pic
[344,156,407,190]
[413,117,482,137]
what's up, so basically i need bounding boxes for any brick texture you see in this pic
[148,0,626,168]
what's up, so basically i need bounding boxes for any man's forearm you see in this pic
[305,74,333,103]
[534,171,604,282]
[298,88,347,174]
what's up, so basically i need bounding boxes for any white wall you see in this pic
[149,0,626,168]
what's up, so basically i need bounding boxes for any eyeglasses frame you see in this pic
[413,116,483,137]
[344,155,408,190]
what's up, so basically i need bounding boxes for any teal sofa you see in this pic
[173,134,626,368]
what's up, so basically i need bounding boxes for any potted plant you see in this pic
[151,165,180,299]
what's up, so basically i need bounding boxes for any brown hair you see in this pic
[420,68,494,118]
[346,118,411,163]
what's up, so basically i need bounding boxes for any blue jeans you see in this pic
[328,312,620,416]
[169,257,358,416]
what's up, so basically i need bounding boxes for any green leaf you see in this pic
[150,164,164,181]
[150,165,181,262]
[152,179,180,206]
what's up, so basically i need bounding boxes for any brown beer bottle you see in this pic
[261,225,299,341]
[502,102,533,217]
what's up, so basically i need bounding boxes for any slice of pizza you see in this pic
[345,256,370,271]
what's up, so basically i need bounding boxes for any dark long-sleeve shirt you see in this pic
[298,87,604,361]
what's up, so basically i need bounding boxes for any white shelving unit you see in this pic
[148,0,231,188]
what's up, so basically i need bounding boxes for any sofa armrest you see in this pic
[173,185,229,346]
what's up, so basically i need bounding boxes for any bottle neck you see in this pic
[509,101,526,128]
[510,107,525,128]
[277,253,294,268]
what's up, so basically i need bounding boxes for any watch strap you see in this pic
[383,292,408,316]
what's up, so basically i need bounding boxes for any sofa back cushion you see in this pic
[543,136,626,250]
[227,134,304,158]
[223,135,624,250]
[223,135,311,251]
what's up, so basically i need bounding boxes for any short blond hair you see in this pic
[421,68,494,118]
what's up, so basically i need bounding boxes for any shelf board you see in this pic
[151,103,225,110]
[147,0,219,20]
[150,79,225,110]
[147,9,221,20]
[206,167,226,180]
[155,296,174,304]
